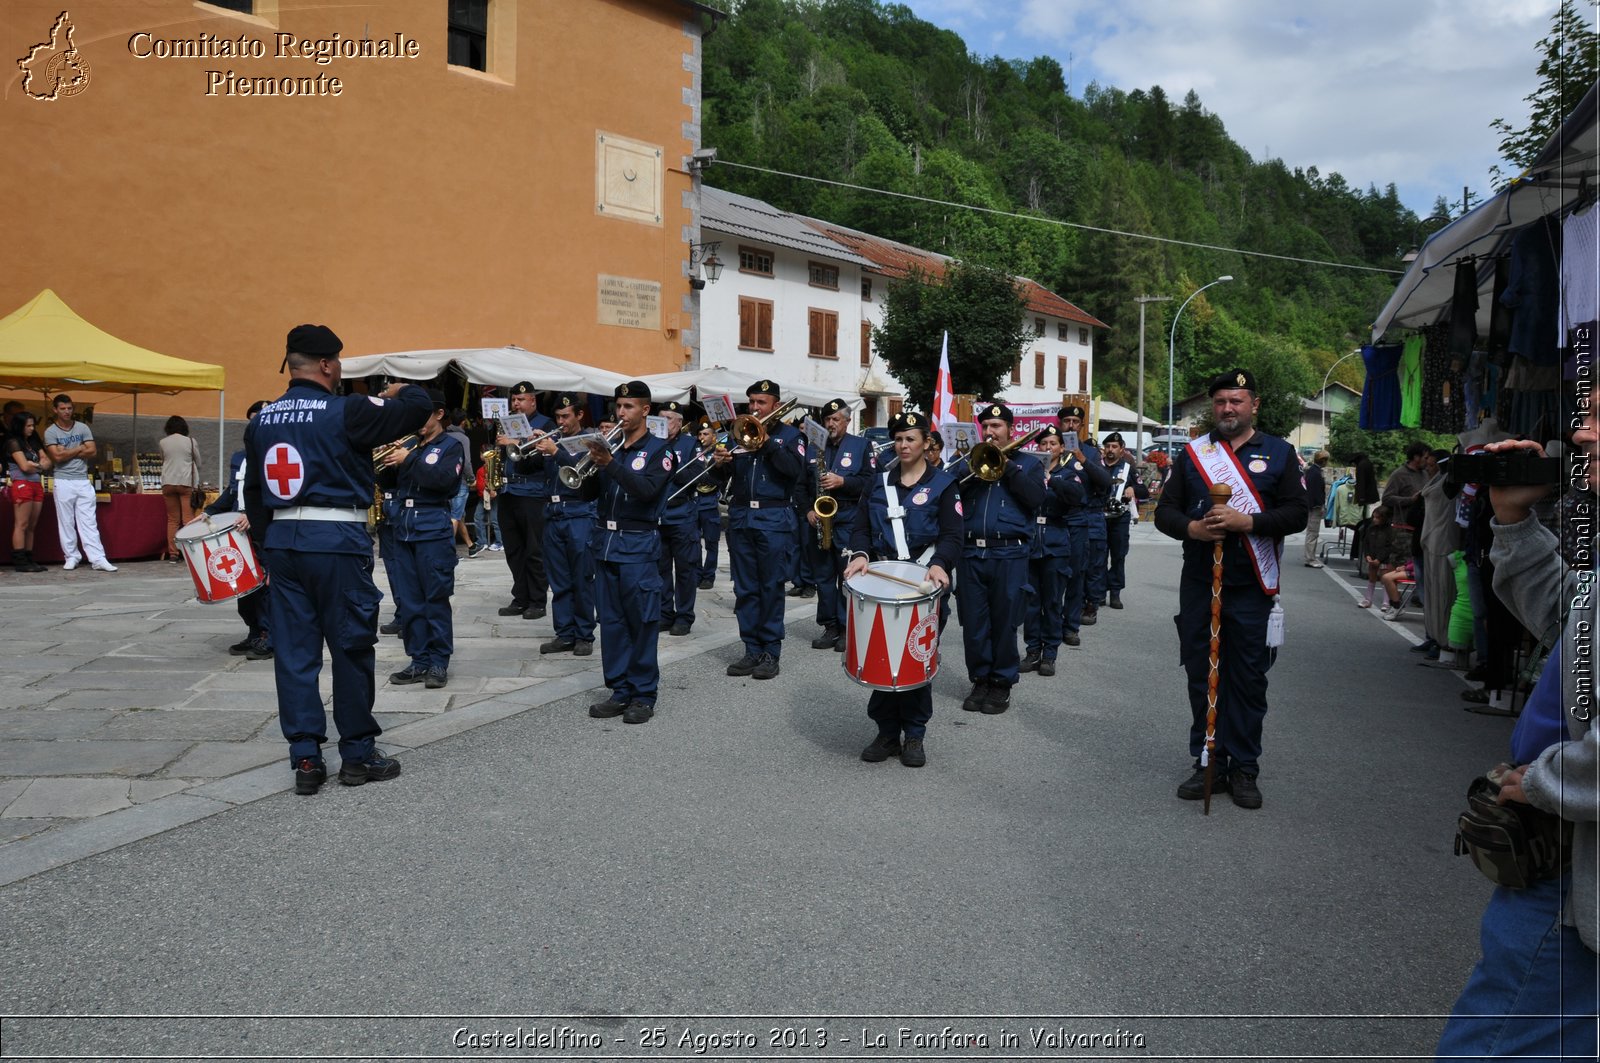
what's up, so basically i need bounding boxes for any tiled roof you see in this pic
[800,218,1108,329]
[701,186,876,269]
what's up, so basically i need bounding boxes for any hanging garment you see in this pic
[1419,324,1459,433]
[1500,221,1560,367]
[1447,260,1479,365]
[1359,343,1403,430]
[1559,203,1599,337]
[1487,256,1512,365]
[1399,334,1424,428]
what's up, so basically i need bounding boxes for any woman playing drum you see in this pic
[842,411,961,767]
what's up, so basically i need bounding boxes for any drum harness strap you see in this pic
[882,471,934,566]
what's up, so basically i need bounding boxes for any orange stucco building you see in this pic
[1,0,711,421]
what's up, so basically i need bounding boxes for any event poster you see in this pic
[701,394,736,425]
[480,397,509,421]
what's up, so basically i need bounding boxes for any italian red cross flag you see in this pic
[933,330,957,428]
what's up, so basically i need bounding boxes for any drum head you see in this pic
[844,559,934,602]
[175,511,242,543]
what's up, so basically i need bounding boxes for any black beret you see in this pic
[425,388,447,410]
[888,411,927,435]
[615,380,651,401]
[929,430,945,447]
[246,400,268,418]
[1208,368,1256,394]
[1058,404,1085,419]
[1102,431,1125,445]
[285,324,342,358]
[661,400,685,416]
[1037,424,1063,441]
[821,398,849,416]
[552,392,581,412]
[510,381,537,396]
[978,401,1013,424]
[747,379,780,398]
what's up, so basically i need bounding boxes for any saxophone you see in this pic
[369,435,420,528]
[812,450,837,549]
[481,445,504,509]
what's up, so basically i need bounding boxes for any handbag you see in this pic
[1454,773,1572,888]
[189,440,205,510]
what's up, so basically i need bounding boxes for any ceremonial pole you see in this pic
[1203,481,1233,814]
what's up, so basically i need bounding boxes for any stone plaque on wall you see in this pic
[597,274,661,331]
[596,131,662,225]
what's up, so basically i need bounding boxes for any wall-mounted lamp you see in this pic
[689,241,723,291]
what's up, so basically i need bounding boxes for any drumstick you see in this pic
[866,567,938,595]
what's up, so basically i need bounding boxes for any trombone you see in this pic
[663,425,731,506]
[956,427,1047,485]
[730,397,800,451]
[372,434,420,471]
[556,423,626,489]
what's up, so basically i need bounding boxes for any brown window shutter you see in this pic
[739,299,754,348]
[825,313,838,359]
[1034,351,1044,388]
[759,303,773,350]
[860,321,871,366]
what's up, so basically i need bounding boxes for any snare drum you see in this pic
[842,560,943,691]
[175,512,263,603]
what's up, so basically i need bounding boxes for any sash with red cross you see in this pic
[1185,437,1281,595]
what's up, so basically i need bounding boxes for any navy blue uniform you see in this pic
[1055,455,1096,635]
[579,430,671,706]
[1079,441,1113,607]
[204,449,270,647]
[243,381,432,768]
[1023,457,1081,663]
[849,463,962,741]
[544,443,597,645]
[811,432,873,633]
[714,422,805,661]
[658,432,702,629]
[1154,430,1309,778]
[389,432,464,674]
[499,412,557,612]
[1103,457,1140,596]
[695,478,722,585]
[948,449,1046,687]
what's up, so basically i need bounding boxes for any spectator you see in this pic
[159,415,202,563]
[471,462,501,556]
[1352,452,1379,509]
[1355,504,1405,613]
[43,394,115,572]
[1302,450,1329,567]
[5,412,52,571]
[1419,449,1461,662]
[443,409,475,553]
[1434,415,1598,1060]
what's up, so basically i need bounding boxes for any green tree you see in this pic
[872,260,1030,406]
[1489,0,1600,187]
[1326,407,1457,475]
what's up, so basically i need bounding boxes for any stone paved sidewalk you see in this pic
[0,542,784,882]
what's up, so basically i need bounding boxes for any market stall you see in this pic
[0,289,226,562]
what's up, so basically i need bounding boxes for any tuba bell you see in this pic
[730,397,800,451]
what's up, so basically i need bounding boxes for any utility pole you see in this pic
[1134,295,1172,452]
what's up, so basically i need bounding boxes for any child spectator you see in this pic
[1358,504,1408,615]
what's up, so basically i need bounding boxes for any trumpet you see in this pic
[511,428,559,459]
[373,434,420,472]
[957,427,1046,485]
[730,397,800,451]
[557,423,626,489]
[664,427,732,506]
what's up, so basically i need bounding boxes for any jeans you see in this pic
[474,497,501,546]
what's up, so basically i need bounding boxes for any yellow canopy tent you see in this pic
[0,289,227,481]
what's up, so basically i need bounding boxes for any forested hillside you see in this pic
[701,0,1423,417]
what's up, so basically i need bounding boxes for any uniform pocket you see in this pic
[338,565,382,652]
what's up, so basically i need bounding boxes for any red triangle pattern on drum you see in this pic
[863,604,892,687]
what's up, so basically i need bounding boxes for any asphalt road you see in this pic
[0,525,1511,1061]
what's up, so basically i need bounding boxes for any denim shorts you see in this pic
[450,482,468,522]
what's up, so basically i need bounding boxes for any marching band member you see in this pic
[1020,426,1079,677]
[843,411,959,767]
[693,414,722,590]
[1058,404,1110,629]
[195,399,272,659]
[809,398,872,652]
[709,380,805,681]
[656,401,702,637]
[581,381,672,725]
[493,381,555,621]
[384,389,465,690]
[947,401,1045,715]
[533,393,595,656]
[244,324,431,794]
[1154,369,1307,810]
[1100,432,1145,609]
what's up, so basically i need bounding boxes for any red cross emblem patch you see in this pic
[263,443,304,500]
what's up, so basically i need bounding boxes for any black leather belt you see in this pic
[738,500,784,509]
[401,499,447,509]
[966,535,1028,546]
[601,518,656,532]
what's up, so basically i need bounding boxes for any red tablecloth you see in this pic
[0,493,167,563]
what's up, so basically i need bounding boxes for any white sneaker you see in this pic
[489,543,503,552]
[1378,603,1394,619]
[62,557,79,571]
[91,561,118,572]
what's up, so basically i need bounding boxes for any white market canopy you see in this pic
[638,366,856,410]
[339,346,648,396]
[1373,81,1600,340]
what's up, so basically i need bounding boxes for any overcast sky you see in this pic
[900,0,1562,217]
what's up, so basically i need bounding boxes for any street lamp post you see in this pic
[1167,276,1234,449]
[1134,295,1172,453]
[1320,348,1361,445]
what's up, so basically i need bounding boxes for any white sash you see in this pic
[1185,438,1281,595]
[882,471,934,565]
